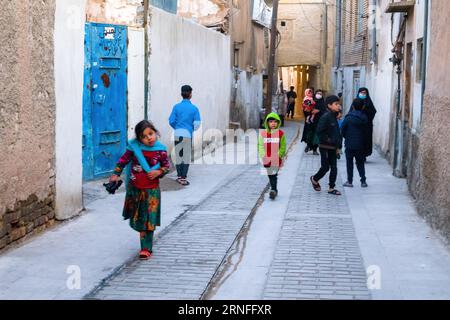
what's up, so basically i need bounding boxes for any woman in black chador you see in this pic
[357,88,377,158]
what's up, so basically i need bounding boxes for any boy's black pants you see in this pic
[287,103,295,118]
[267,167,279,191]
[313,148,338,189]
[345,149,366,184]
[174,136,192,178]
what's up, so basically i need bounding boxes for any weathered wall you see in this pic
[86,0,144,27]
[178,0,229,30]
[400,0,426,196]
[367,0,400,156]
[277,0,335,92]
[54,0,86,220]
[231,72,263,130]
[278,0,323,66]
[229,0,268,74]
[148,7,231,152]
[416,0,450,244]
[0,0,57,250]
[229,0,268,129]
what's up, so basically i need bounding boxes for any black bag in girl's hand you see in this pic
[103,180,123,195]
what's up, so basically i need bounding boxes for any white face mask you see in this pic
[316,94,322,99]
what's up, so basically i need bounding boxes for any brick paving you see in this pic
[86,165,267,300]
[263,153,371,300]
[86,122,300,300]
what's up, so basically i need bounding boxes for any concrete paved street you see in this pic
[1,120,450,300]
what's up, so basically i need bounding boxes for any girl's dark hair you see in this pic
[135,120,159,141]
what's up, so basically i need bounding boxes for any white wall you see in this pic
[234,71,263,129]
[148,6,232,151]
[366,0,429,153]
[365,0,397,154]
[127,27,146,139]
[54,0,86,220]
[367,62,396,153]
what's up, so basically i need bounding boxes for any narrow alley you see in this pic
[1,121,449,300]
[1,0,450,304]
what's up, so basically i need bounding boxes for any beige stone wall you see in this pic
[277,0,323,66]
[416,0,450,244]
[0,1,57,249]
[277,0,335,92]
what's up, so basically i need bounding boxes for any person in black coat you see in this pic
[311,89,327,153]
[310,95,343,196]
[301,89,326,154]
[357,87,377,158]
[341,98,369,188]
[286,86,297,119]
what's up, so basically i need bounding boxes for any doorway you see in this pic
[82,23,128,181]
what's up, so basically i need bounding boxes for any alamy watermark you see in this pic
[367,265,381,290]
[66,265,81,290]
[170,128,282,175]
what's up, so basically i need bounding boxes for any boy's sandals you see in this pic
[176,177,190,186]
[328,189,342,196]
[310,176,321,192]
[139,249,152,260]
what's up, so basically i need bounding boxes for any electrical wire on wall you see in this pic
[299,3,321,32]
[276,29,282,49]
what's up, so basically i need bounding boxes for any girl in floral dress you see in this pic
[109,120,170,260]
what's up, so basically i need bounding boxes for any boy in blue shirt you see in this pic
[169,85,201,186]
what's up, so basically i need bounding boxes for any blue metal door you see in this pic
[83,23,128,180]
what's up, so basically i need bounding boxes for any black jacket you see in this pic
[313,98,327,121]
[341,110,369,151]
[316,110,342,150]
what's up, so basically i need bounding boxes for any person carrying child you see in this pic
[109,120,171,260]
[302,88,317,124]
[258,113,287,200]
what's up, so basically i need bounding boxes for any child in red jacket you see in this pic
[258,113,287,200]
